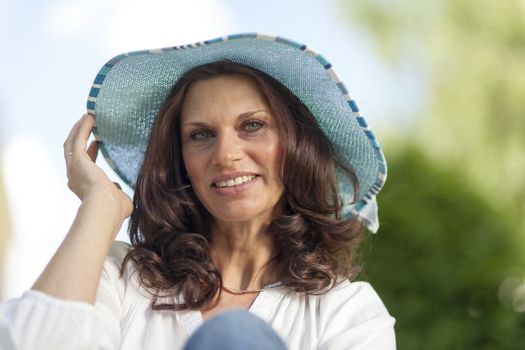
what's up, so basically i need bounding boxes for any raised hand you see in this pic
[63,113,133,221]
[31,114,134,303]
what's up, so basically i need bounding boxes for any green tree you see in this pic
[359,145,525,349]
[338,0,525,213]
[336,1,525,347]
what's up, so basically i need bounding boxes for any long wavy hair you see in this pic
[122,61,364,311]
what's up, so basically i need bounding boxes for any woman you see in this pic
[0,34,394,349]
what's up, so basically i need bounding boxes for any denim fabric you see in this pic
[183,310,287,350]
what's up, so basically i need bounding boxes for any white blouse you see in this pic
[0,241,396,350]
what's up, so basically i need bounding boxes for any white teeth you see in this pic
[215,175,256,188]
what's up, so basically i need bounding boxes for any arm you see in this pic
[0,114,132,349]
[32,113,133,304]
[0,241,128,350]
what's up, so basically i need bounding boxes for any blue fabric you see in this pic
[183,310,287,350]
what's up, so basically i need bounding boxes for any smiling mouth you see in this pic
[212,175,259,188]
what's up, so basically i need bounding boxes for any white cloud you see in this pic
[1,136,78,299]
[1,134,132,300]
[0,1,5,22]
[105,0,234,53]
[42,0,109,38]
[42,0,234,54]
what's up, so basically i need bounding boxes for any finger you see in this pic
[86,140,100,162]
[72,114,96,155]
[63,114,88,156]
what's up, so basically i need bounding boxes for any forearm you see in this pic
[31,188,126,304]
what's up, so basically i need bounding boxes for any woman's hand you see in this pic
[31,113,133,303]
[63,113,133,221]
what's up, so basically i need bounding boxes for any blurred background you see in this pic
[0,0,523,348]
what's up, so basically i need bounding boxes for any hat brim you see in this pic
[87,33,387,232]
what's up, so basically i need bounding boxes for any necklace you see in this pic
[221,281,283,295]
[221,285,262,295]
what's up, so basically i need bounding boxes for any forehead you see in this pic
[180,75,270,121]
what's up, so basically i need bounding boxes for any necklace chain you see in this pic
[221,282,283,295]
[221,285,263,295]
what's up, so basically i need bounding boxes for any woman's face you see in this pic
[180,74,284,225]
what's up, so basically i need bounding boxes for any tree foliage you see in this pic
[338,0,525,211]
[358,145,525,349]
[335,0,525,347]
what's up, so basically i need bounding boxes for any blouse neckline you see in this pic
[178,282,286,335]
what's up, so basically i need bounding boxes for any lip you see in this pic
[210,171,259,185]
[211,175,260,196]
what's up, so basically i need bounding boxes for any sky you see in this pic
[0,0,423,300]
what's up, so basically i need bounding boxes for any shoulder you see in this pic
[99,240,136,291]
[102,240,132,276]
[96,241,152,311]
[106,240,132,265]
[265,281,395,349]
[312,280,396,349]
[318,280,391,321]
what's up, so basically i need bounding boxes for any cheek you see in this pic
[272,139,284,174]
[258,140,284,182]
[181,149,191,175]
[274,147,284,180]
[182,148,202,184]
[277,144,285,178]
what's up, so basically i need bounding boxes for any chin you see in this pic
[211,206,275,224]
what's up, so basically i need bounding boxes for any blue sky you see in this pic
[0,0,423,299]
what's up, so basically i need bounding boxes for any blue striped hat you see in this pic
[87,33,387,233]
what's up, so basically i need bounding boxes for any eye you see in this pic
[190,130,214,140]
[243,120,264,132]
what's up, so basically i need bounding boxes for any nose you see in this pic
[211,132,243,167]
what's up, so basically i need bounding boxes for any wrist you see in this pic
[80,185,130,230]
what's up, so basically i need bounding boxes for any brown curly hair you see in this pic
[122,61,364,311]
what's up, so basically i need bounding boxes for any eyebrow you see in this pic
[181,110,269,128]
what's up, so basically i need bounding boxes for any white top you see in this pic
[0,241,396,350]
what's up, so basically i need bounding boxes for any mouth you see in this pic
[212,175,259,188]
